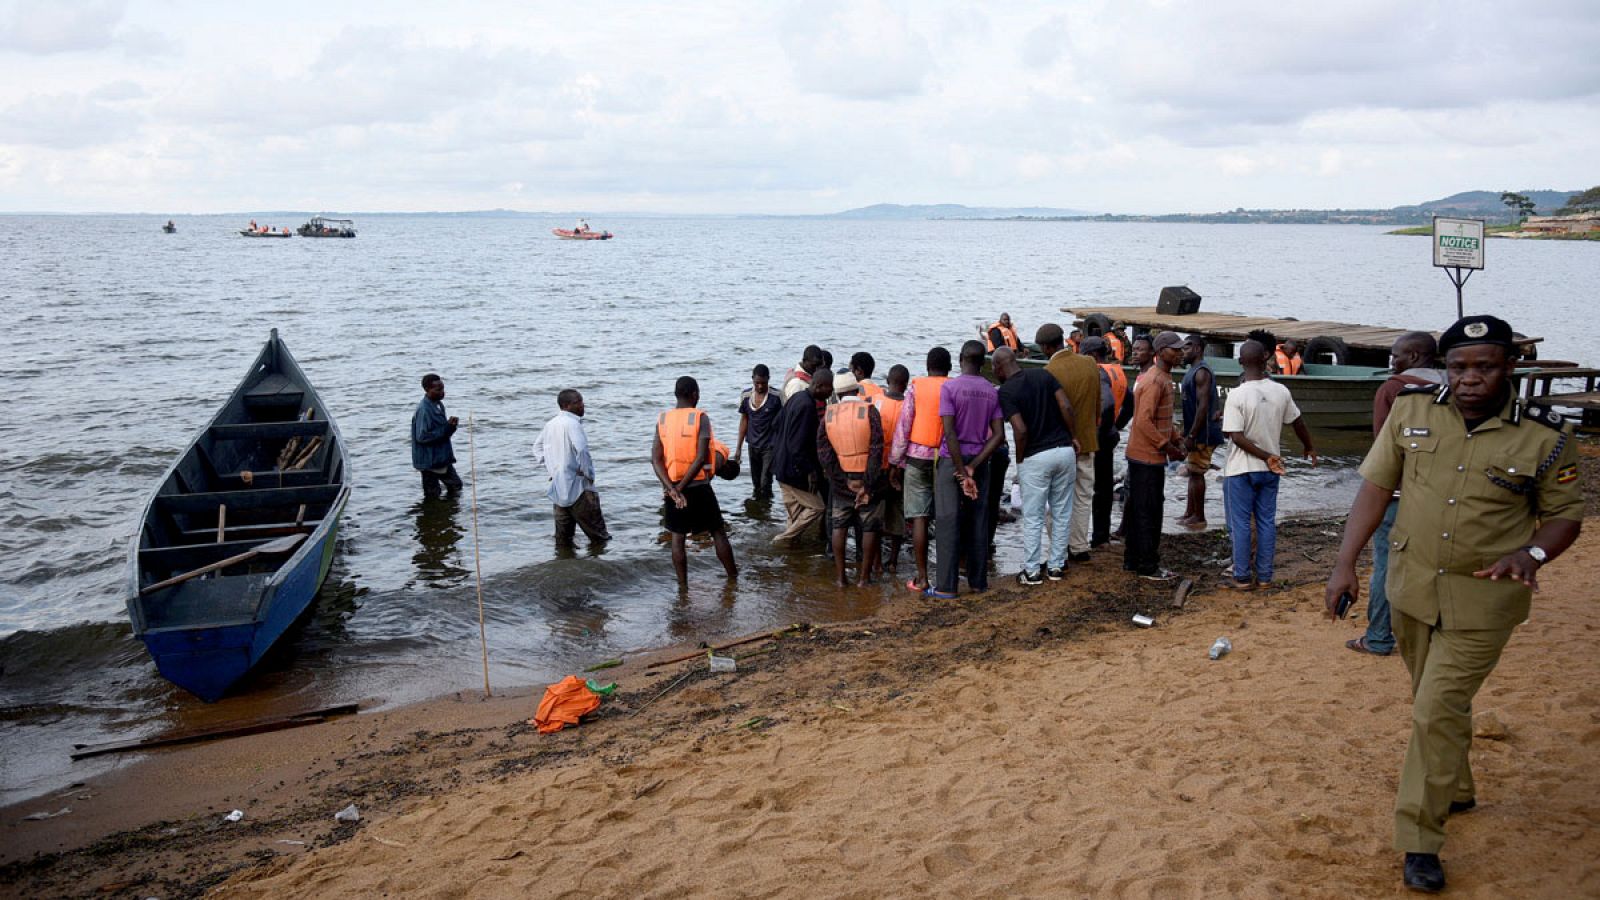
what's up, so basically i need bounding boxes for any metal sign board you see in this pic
[1433,216,1485,270]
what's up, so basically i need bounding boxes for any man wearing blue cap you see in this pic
[1324,315,1583,893]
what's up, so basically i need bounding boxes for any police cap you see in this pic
[1079,336,1108,356]
[1438,314,1515,356]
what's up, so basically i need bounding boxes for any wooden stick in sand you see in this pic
[645,623,810,669]
[468,413,491,698]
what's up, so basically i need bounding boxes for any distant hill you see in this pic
[1404,190,1577,217]
[828,203,1094,220]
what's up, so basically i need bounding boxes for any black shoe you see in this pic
[1017,569,1045,586]
[1069,552,1092,563]
[1448,798,1476,815]
[1046,566,1066,581]
[1403,853,1445,893]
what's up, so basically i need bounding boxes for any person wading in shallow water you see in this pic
[537,389,610,547]
[652,376,737,588]
[1324,315,1582,894]
[412,373,462,499]
[817,373,885,587]
[890,347,952,593]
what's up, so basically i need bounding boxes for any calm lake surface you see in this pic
[2,214,1594,802]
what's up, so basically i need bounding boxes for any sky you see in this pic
[0,0,1596,215]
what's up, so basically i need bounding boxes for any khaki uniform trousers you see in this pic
[1392,610,1514,854]
[773,482,826,544]
[1068,452,1095,554]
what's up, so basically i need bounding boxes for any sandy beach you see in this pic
[6,485,1600,899]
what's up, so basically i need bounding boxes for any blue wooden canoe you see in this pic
[126,329,351,701]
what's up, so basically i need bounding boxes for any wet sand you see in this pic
[6,492,1600,898]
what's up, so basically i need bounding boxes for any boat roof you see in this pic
[1062,306,1542,352]
[308,216,353,224]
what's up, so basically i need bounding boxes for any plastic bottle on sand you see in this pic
[1209,637,1232,660]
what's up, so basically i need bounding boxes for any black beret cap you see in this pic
[1079,336,1107,355]
[1439,314,1515,355]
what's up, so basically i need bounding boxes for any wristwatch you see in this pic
[1522,545,1548,565]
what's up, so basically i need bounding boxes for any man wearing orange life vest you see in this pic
[818,373,885,587]
[651,376,737,587]
[1275,338,1304,376]
[984,313,1023,354]
[889,346,953,593]
[873,364,911,576]
[850,351,884,401]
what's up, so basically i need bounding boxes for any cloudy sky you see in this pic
[1,0,1596,214]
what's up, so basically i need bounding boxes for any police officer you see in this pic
[1324,315,1583,893]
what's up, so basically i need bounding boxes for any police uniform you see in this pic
[1357,316,1583,857]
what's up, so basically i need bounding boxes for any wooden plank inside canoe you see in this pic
[157,483,342,513]
[210,420,328,441]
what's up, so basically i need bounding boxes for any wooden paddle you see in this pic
[139,533,305,595]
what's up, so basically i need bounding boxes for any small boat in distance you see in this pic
[127,329,351,701]
[240,220,293,238]
[554,219,612,240]
[163,220,177,234]
[298,216,356,238]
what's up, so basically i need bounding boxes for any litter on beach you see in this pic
[334,804,360,823]
[224,809,244,823]
[1132,614,1156,628]
[708,654,737,672]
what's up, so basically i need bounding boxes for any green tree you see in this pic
[1557,186,1600,215]
[1500,191,1537,222]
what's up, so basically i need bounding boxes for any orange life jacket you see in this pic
[1100,363,1128,422]
[824,399,874,475]
[871,393,906,465]
[1106,331,1127,363]
[658,407,712,483]
[1275,349,1303,376]
[983,323,1021,352]
[909,375,949,448]
[858,379,884,401]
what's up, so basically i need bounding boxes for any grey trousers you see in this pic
[554,490,611,544]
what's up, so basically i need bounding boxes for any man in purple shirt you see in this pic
[932,340,1005,596]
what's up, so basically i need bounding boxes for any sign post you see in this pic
[1432,216,1485,318]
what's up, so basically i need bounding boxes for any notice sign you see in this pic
[1433,216,1485,270]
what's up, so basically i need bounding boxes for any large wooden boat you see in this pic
[126,330,351,701]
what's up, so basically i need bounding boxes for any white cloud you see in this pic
[780,0,934,100]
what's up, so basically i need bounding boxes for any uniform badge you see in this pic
[1557,463,1580,484]
[1548,410,1562,425]
[1401,427,1429,437]
[1465,322,1489,338]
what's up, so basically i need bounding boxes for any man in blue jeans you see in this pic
[1349,331,1444,655]
[992,348,1078,584]
[1219,340,1317,589]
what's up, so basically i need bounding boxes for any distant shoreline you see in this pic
[1386,223,1600,241]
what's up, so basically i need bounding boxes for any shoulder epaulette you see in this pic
[1398,383,1443,396]
[1521,402,1569,431]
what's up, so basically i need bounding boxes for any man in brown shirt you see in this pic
[1040,324,1102,563]
[1123,331,1183,578]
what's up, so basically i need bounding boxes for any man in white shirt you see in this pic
[1219,340,1316,589]
[537,389,611,546]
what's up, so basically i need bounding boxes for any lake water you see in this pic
[1,214,1594,802]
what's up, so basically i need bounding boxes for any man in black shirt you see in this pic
[993,348,1077,584]
[771,369,834,544]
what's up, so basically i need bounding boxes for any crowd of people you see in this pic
[410,311,1584,893]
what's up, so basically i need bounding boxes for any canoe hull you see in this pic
[128,330,350,701]
[552,228,612,240]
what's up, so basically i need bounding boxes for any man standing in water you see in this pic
[817,372,885,587]
[735,365,780,501]
[537,389,610,547]
[651,376,737,587]
[890,347,953,593]
[1178,335,1224,529]
[412,373,462,499]
[772,369,834,545]
[1324,315,1581,893]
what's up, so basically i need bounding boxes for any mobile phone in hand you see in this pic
[1335,591,1355,619]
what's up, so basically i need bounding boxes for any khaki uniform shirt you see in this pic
[1359,386,1583,631]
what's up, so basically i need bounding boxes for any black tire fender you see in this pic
[1082,313,1114,337]
[1303,336,1348,366]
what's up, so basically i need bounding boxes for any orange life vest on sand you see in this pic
[1276,349,1304,376]
[824,399,874,475]
[871,393,906,465]
[909,375,949,448]
[858,379,884,401]
[983,323,1021,353]
[658,408,713,483]
[1100,363,1128,422]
